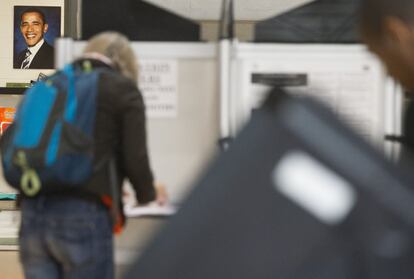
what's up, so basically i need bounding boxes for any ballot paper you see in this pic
[122,180,177,217]
[124,203,177,218]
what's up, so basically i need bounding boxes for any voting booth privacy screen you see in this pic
[229,43,402,157]
[126,89,414,279]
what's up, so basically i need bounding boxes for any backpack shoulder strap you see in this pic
[61,64,77,123]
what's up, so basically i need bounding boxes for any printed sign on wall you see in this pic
[138,59,178,118]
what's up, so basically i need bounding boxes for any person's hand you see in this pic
[154,182,168,206]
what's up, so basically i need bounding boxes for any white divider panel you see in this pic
[146,56,219,203]
[56,40,220,203]
[231,42,402,152]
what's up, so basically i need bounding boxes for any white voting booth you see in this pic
[223,42,404,159]
[55,38,221,205]
[53,39,222,269]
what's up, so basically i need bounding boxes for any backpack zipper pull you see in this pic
[14,151,41,196]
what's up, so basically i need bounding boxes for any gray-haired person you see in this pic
[18,31,167,279]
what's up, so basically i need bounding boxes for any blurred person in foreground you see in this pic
[359,0,414,155]
[18,31,167,279]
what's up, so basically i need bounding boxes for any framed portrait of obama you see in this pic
[13,6,62,70]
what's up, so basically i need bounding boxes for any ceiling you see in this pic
[143,0,314,21]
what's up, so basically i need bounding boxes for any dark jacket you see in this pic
[14,41,54,69]
[19,59,156,229]
[80,59,156,212]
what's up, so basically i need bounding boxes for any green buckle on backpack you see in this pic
[83,60,93,73]
[14,151,41,197]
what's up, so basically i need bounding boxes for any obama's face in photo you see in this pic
[20,11,48,47]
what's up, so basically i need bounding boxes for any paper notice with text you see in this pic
[139,59,178,118]
[249,61,384,143]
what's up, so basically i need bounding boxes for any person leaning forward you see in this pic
[17,32,167,279]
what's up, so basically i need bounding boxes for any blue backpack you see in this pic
[1,62,101,197]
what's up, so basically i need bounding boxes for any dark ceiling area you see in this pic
[82,0,200,41]
[255,0,361,43]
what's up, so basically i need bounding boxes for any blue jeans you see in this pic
[19,195,114,279]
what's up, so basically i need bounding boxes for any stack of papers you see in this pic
[124,203,177,218]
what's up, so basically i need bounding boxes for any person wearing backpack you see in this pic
[2,31,166,279]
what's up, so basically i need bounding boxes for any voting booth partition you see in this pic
[228,42,403,156]
[126,88,414,279]
[54,39,221,205]
[116,40,409,277]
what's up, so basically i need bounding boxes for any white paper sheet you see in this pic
[124,203,177,218]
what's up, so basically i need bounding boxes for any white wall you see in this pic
[144,0,313,20]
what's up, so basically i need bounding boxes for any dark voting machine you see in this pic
[126,88,414,279]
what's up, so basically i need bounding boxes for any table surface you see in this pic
[0,200,18,211]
